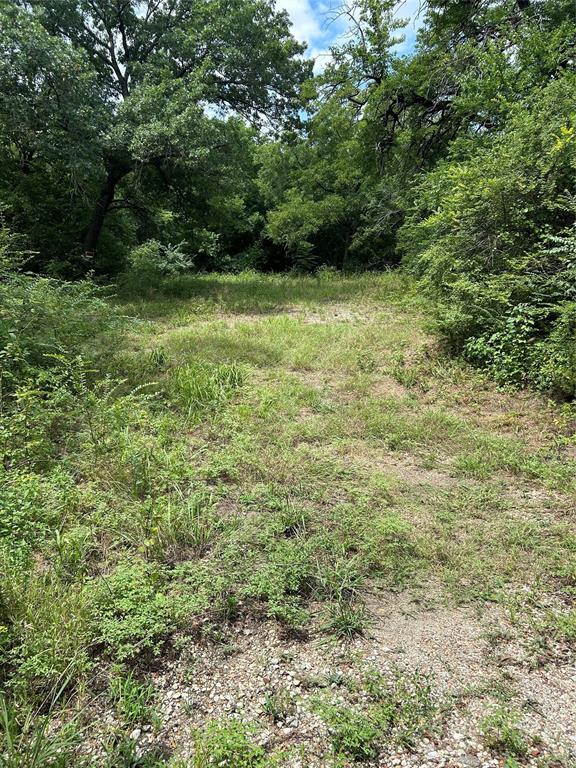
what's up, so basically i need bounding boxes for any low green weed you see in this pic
[191,719,267,768]
[262,688,296,723]
[90,560,175,662]
[109,669,156,725]
[481,707,530,759]
[316,703,380,762]
[143,493,221,563]
[362,667,438,747]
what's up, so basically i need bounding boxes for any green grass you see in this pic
[1,270,574,764]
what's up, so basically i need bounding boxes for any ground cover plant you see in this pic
[1,0,576,764]
[1,267,574,765]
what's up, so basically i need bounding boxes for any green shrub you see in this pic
[0,262,114,400]
[129,240,193,277]
[401,74,576,397]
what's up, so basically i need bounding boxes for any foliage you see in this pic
[0,691,83,768]
[192,720,267,768]
[317,703,380,762]
[0,0,310,270]
[90,560,175,662]
[316,666,438,761]
[482,707,530,759]
[109,669,156,726]
[401,75,576,396]
[128,240,193,278]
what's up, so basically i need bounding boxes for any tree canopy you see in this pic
[1,0,575,393]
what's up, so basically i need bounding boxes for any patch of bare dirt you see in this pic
[80,592,575,767]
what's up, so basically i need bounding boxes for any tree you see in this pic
[3,0,310,259]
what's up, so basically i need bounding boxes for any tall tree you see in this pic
[4,0,310,257]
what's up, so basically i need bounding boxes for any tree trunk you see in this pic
[82,164,131,255]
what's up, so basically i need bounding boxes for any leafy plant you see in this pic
[482,707,529,759]
[192,720,267,768]
[317,703,379,762]
[90,561,175,662]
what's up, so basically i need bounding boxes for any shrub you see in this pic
[0,246,114,399]
[401,74,576,397]
[128,240,193,277]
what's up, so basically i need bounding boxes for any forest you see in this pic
[0,0,575,766]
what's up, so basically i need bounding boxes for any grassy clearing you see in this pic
[1,272,574,765]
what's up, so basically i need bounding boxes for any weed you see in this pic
[321,601,370,639]
[482,707,529,759]
[90,560,175,662]
[191,719,267,768]
[316,703,380,762]
[0,684,82,768]
[262,688,296,723]
[109,669,156,725]
[144,493,221,562]
[363,667,438,747]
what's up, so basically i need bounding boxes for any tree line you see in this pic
[1,0,575,394]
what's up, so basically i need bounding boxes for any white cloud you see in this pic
[276,0,323,47]
[276,0,422,70]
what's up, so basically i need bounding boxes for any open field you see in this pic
[1,273,575,767]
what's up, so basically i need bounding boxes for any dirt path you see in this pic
[99,278,576,767]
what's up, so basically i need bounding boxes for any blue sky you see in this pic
[276,0,423,69]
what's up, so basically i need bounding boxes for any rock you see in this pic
[457,757,482,768]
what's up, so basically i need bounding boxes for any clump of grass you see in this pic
[144,493,221,563]
[169,360,244,419]
[321,601,370,639]
[109,669,156,725]
[0,684,82,768]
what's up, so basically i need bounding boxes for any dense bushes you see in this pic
[0,218,114,397]
[401,76,576,397]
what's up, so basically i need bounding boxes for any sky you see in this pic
[276,0,423,70]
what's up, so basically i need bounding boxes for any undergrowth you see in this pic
[0,265,574,764]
